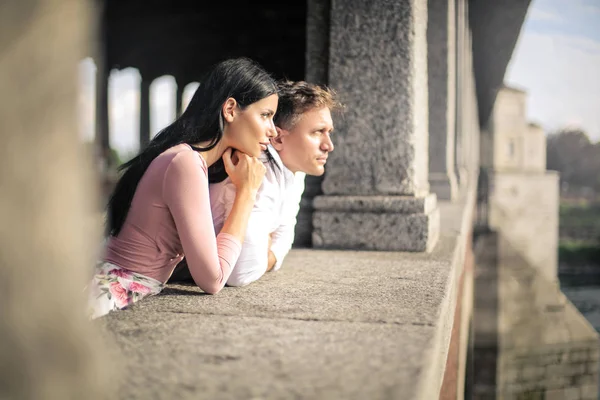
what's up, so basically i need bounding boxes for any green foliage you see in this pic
[109,147,123,167]
[547,128,600,194]
[559,240,600,266]
[559,201,600,242]
[559,201,600,266]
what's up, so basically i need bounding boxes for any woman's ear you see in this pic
[270,126,285,151]
[222,98,237,123]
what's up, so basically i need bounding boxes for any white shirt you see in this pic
[209,145,305,286]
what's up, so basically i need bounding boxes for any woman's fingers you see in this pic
[223,149,265,192]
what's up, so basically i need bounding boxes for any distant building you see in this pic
[484,85,559,282]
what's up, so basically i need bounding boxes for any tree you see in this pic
[547,128,600,194]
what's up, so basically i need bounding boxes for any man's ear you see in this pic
[222,97,237,123]
[270,126,286,151]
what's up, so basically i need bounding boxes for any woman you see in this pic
[88,58,278,318]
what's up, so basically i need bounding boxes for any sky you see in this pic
[504,0,600,142]
[77,0,600,158]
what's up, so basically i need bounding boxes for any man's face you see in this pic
[272,106,334,176]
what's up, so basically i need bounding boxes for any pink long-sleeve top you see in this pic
[104,143,242,294]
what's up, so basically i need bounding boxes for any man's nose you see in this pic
[322,134,334,151]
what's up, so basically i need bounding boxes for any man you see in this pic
[170,80,341,286]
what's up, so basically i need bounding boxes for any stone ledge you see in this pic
[429,173,459,201]
[312,193,441,252]
[100,191,477,400]
[313,194,437,214]
[312,208,440,252]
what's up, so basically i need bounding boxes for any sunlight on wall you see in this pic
[109,67,140,157]
[77,60,188,160]
[150,75,176,139]
[182,82,200,114]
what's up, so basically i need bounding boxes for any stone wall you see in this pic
[500,344,600,399]
[474,233,600,400]
[312,0,440,253]
[524,123,547,172]
[489,171,559,282]
[496,235,599,400]
[0,1,110,398]
[490,87,529,172]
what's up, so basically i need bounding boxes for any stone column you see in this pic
[305,0,330,85]
[139,78,151,150]
[428,0,458,201]
[466,28,480,183]
[455,0,469,190]
[294,0,332,247]
[0,0,111,397]
[94,5,110,161]
[175,79,184,117]
[95,61,110,158]
[313,0,440,252]
[93,10,112,202]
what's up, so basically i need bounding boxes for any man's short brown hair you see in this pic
[274,80,343,130]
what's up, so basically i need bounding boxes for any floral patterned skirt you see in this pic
[87,261,165,319]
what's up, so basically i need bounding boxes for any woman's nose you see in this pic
[267,120,277,138]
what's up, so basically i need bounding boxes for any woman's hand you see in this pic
[222,148,265,195]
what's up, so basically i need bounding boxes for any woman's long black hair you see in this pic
[106,57,278,237]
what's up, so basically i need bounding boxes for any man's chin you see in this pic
[303,166,325,177]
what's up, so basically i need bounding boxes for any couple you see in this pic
[88,58,341,318]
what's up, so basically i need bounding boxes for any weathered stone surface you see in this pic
[98,194,476,400]
[313,194,437,214]
[104,314,433,400]
[306,0,440,252]
[293,0,332,247]
[313,206,440,252]
[305,0,330,85]
[427,0,458,201]
[323,0,429,196]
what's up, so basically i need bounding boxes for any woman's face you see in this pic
[224,94,278,157]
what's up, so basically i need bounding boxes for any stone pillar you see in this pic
[94,5,110,161]
[0,0,111,397]
[175,79,184,117]
[139,78,151,150]
[466,28,480,183]
[305,0,330,85]
[455,0,468,190]
[313,0,440,252]
[428,0,458,201]
[95,61,114,202]
[462,2,475,185]
[95,62,110,159]
[294,0,332,247]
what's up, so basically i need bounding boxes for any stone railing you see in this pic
[99,187,478,399]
